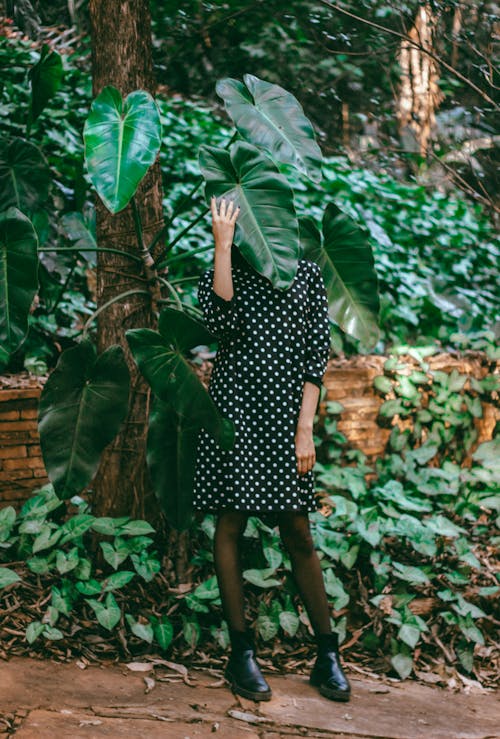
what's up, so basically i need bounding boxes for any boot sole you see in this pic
[225,670,272,702]
[310,676,351,702]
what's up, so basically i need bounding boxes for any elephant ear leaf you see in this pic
[38,339,130,499]
[158,307,215,351]
[126,310,234,451]
[0,138,50,213]
[300,204,380,348]
[83,86,162,214]
[216,74,322,182]
[28,45,63,123]
[199,140,300,289]
[0,208,39,368]
[147,395,198,531]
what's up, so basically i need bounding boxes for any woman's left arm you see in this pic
[295,262,331,475]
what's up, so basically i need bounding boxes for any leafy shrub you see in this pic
[1,359,498,683]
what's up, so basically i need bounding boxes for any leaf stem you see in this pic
[82,289,150,338]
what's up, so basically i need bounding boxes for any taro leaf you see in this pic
[126,614,154,643]
[130,551,161,582]
[58,514,96,544]
[257,601,280,641]
[28,45,63,123]
[43,626,64,640]
[300,204,380,347]
[153,616,174,650]
[279,608,300,637]
[91,517,130,536]
[192,576,220,600]
[243,567,281,588]
[0,138,50,213]
[86,592,121,631]
[147,396,199,531]
[0,208,39,366]
[83,86,162,213]
[60,211,97,262]
[26,621,45,644]
[199,140,300,289]
[216,74,322,182]
[182,615,201,648]
[102,571,136,592]
[75,579,102,596]
[55,547,79,574]
[391,650,413,679]
[100,541,129,570]
[392,562,431,585]
[0,567,21,588]
[398,623,421,649]
[126,308,234,450]
[38,339,130,499]
[323,569,350,609]
[119,520,155,536]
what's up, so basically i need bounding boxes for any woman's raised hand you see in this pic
[211,195,240,252]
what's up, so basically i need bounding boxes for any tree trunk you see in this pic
[396,4,443,158]
[88,0,165,519]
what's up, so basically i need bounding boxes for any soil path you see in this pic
[0,657,498,738]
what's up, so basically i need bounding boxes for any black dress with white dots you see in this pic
[192,244,331,514]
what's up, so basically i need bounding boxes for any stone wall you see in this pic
[1,353,498,509]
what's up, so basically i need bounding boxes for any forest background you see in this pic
[0,0,498,690]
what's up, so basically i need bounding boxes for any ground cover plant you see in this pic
[1,357,498,688]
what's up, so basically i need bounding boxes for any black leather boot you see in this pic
[225,629,272,701]
[309,632,351,702]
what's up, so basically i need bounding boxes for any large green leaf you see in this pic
[300,203,380,347]
[147,395,198,531]
[0,138,50,213]
[216,74,322,182]
[0,208,39,367]
[83,86,162,214]
[126,307,234,450]
[199,140,300,289]
[38,339,130,499]
[28,45,63,123]
[60,211,97,262]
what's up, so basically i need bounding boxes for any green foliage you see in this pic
[38,339,130,499]
[83,87,162,214]
[0,485,173,649]
[1,353,498,679]
[199,140,301,289]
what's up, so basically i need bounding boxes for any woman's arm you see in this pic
[295,381,320,475]
[212,196,240,300]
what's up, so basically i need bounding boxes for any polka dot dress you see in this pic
[192,244,331,514]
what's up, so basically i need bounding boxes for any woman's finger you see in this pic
[220,197,227,218]
[210,195,217,219]
[226,199,235,218]
[230,205,241,223]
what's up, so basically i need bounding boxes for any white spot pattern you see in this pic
[192,246,330,513]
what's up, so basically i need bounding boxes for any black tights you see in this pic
[213,509,331,636]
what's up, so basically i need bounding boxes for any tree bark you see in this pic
[88,0,165,519]
[396,4,443,158]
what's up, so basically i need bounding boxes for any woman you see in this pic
[192,196,350,703]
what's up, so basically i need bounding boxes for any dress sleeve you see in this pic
[197,268,239,341]
[303,262,331,388]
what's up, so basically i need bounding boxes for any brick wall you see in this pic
[1,354,498,510]
[0,377,49,509]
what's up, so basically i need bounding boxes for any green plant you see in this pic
[0,485,168,648]
[1,51,381,530]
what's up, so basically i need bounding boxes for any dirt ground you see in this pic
[0,657,498,738]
